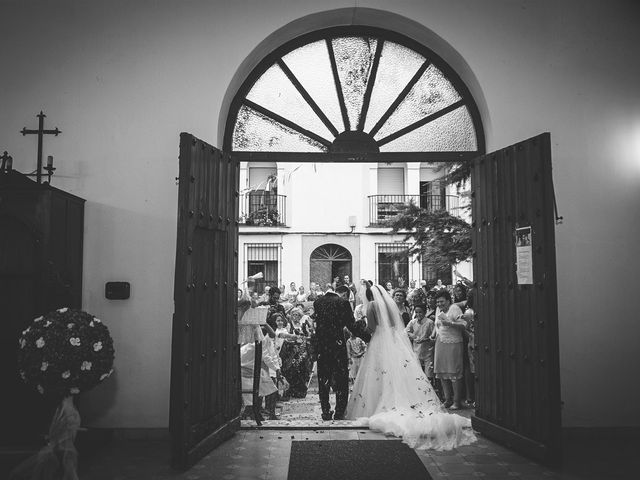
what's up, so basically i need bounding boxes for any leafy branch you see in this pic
[385,200,472,272]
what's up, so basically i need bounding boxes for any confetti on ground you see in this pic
[242,371,364,429]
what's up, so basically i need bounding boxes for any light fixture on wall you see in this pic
[348,216,357,234]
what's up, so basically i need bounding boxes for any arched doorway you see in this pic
[172,15,559,469]
[174,24,485,469]
[309,243,352,287]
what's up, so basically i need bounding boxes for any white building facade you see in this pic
[238,161,472,292]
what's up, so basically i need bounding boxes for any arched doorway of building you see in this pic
[171,17,560,469]
[309,243,352,288]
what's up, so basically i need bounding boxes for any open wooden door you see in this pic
[471,133,561,465]
[170,133,240,470]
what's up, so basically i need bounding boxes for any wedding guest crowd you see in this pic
[408,279,476,409]
[379,276,476,409]
[238,274,476,421]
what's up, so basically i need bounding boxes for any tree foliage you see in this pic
[441,160,472,189]
[386,201,472,272]
[420,160,472,189]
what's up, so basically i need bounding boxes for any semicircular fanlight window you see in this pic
[231,32,480,154]
[310,244,352,261]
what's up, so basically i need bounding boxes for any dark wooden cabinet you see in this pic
[0,171,85,447]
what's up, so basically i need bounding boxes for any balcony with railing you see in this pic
[240,191,287,227]
[368,194,460,226]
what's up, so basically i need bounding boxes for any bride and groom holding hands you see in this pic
[313,282,476,450]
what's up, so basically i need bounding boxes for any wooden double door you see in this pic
[170,132,561,469]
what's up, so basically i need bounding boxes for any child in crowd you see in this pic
[354,302,366,322]
[462,293,476,408]
[240,325,280,420]
[405,304,436,380]
[273,314,298,401]
[273,314,297,356]
[261,325,281,420]
[346,329,367,384]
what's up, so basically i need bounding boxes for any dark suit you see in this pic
[312,293,355,417]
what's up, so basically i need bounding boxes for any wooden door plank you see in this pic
[470,157,484,419]
[502,151,518,432]
[487,155,496,423]
[481,153,497,423]
[493,149,507,429]
[170,133,191,466]
[523,142,538,440]
[529,140,546,443]
[488,153,502,425]
[513,144,531,438]
[231,157,241,418]
[477,155,489,422]
[539,134,561,459]
[220,152,229,426]
[470,161,479,415]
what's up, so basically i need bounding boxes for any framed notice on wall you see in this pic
[515,226,533,285]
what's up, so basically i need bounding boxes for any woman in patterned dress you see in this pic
[279,308,312,398]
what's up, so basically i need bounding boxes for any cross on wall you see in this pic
[21,111,61,184]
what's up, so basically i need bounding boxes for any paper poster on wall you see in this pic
[515,226,533,285]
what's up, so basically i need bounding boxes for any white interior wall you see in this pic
[2,0,639,429]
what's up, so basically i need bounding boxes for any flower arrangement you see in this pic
[243,208,281,226]
[17,308,115,399]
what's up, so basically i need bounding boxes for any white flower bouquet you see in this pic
[17,308,115,399]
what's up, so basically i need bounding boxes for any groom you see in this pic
[312,285,356,420]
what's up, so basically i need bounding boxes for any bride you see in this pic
[346,283,477,450]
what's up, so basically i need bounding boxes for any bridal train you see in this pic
[346,284,477,450]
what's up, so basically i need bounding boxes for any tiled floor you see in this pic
[79,373,639,479]
[78,427,639,479]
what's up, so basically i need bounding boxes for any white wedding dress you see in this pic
[346,284,477,450]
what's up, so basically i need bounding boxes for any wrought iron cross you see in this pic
[21,111,61,184]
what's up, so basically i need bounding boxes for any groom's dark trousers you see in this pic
[317,349,349,416]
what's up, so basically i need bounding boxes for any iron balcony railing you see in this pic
[368,194,460,226]
[240,191,287,227]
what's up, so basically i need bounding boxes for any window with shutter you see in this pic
[377,167,404,195]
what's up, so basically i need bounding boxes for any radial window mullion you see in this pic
[326,38,351,132]
[369,60,431,138]
[357,39,384,132]
[377,100,466,147]
[277,59,340,138]
[243,99,332,148]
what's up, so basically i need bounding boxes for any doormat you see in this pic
[287,440,432,480]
